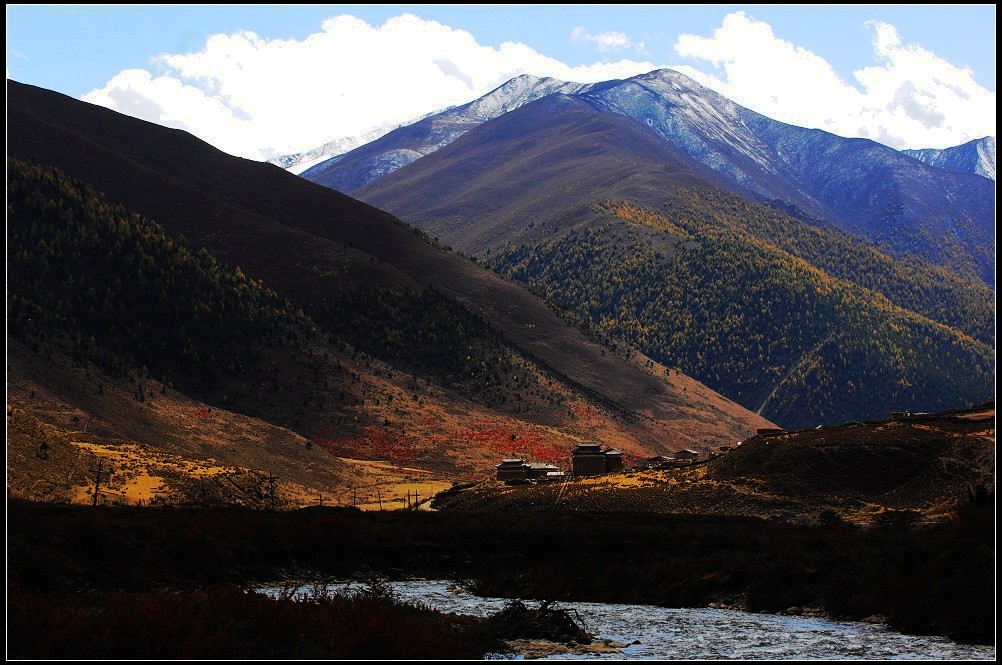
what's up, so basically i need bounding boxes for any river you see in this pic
[260,580,995,660]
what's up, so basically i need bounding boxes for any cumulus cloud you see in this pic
[674,12,995,149]
[82,11,992,158]
[83,14,658,160]
[571,26,647,54]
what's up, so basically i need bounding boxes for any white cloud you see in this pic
[674,11,995,149]
[571,26,648,54]
[81,12,993,158]
[83,14,659,160]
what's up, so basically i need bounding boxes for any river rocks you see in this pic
[502,638,627,659]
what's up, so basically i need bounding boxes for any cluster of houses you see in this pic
[496,441,738,481]
[495,442,622,481]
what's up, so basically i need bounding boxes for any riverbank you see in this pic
[8,500,994,649]
[261,579,994,660]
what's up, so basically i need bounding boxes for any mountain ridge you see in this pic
[577,69,995,284]
[301,74,591,192]
[903,136,996,181]
[313,68,994,284]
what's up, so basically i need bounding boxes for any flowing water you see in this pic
[260,580,995,660]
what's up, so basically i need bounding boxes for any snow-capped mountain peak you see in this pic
[336,67,994,285]
[465,74,590,122]
[299,73,591,190]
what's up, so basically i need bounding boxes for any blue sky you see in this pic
[7,5,996,158]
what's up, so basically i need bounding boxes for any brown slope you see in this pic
[6,80,771,456]
[356,93,741,254]
[6,342,363,508]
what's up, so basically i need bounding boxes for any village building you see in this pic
[527,462,560,479]
[604,449,624,473]
[572,442,625,476]
[572,442,608,476]
[495,458,530,481]
[672,449,700,462]
[496,443,625,480]
[636,455,670,470]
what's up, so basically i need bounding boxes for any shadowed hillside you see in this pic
[7,82,776,507]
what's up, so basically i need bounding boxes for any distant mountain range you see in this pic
[903,136,996,181]
[267,107,449,175]
[304,69,994,286]
[288,71,995,429]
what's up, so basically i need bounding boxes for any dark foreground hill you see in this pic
[7,81,773,507]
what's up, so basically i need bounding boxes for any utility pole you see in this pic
[263,470,279,510]
[88,459,109,506]
[376,488,383,510]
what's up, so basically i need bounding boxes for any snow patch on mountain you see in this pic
[268,127,388,174]
[270,108,446,174]
[903,137,996,181]
[368,149,426,178]
[302,74,592,191]
[379,74,593,157]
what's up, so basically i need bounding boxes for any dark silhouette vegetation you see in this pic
[8,499,993,649]
[8,582,502,659]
